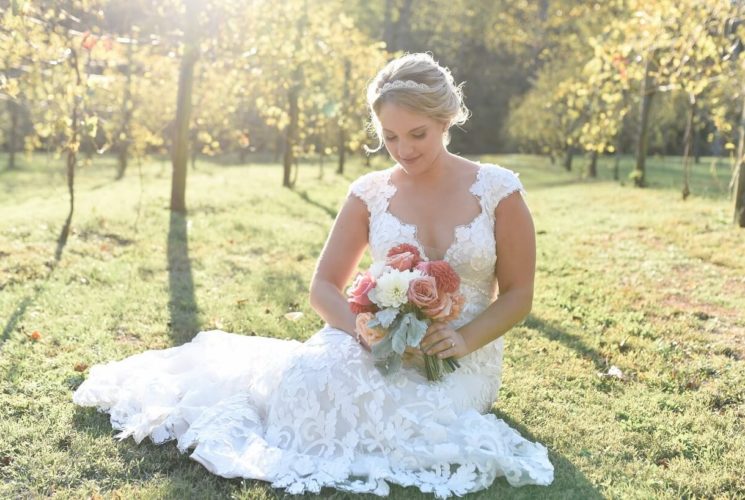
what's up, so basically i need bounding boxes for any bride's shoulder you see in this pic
[477,162,522,183]
[347,165,396,203]
[474,162,526,211]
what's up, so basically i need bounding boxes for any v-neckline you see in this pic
[383,163,486,262]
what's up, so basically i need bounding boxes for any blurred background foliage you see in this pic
[1,0,745,219]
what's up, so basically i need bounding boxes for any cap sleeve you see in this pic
[345,169,395,217]
[480,165,527,216]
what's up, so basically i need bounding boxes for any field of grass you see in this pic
[1,152,743,498]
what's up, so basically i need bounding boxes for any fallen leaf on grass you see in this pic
[284,312,304,321]
[0,456,12,467]
[74,363,89,372]
[28,330,42,342]
[598,365,625,380]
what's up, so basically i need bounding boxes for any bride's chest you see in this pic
[369,209,497,278]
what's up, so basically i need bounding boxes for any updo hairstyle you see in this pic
[365,52,471,153]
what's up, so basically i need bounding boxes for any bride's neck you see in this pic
[402,149,455,187]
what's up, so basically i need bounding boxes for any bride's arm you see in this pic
[457,190,536,354]
[421,190,535,359]
[308,193,369,342]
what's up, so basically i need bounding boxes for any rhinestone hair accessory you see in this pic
[379,80,430,95]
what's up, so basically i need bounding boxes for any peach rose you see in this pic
[386,243,422,269]
[415,260,460,293]
[356,312,387,345]
[347,271,377,313]
[421,291,464,322]
[407,276,439,309]
[440,292,465,323]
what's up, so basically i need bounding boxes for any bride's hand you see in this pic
[420,322,467,360]
[403,345,425,369]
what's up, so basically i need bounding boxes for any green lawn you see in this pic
[1,152,743,498]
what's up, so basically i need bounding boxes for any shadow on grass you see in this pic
[1,218,72,350]
[524,314,608,372]
[292,189,338,219]
[167,212,200,345]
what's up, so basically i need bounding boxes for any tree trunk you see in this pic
[337,59,350,175]
[115,38,133,180]
[7,100,18,170]
[613,135,622,181]
[171,50,198,212]
[383,0,394,48]
[563,146,573,171]
[681,93,696,201]
[634,51,656,188]
[190,131,198,170]
[733,80,745,227]
[57,48,82,259]
[170,28,200,213]
[283,83,299,188]
[586,150,598,178]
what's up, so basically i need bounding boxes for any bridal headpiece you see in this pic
[379,80,430,95]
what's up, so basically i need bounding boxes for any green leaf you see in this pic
[375,352,401,376]
[371,332,393,359]
[390,313,411,355]
[406,315,428,348]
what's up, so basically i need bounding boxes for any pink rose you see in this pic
[386,243,422,270]
[386,251,419,271]
[347,271,377,313]
[407,276,439,309]
[356,312,387,345]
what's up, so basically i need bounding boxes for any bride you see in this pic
[73,52,554,497]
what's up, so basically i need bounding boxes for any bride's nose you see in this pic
[397,140,416,158]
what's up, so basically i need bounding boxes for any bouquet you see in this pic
[347,243,465,381]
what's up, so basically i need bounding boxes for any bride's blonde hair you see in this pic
[365,52,470,153]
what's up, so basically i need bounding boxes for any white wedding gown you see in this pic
[73,163,554,498]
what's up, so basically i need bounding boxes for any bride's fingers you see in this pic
[421,325,448,349]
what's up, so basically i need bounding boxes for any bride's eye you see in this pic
[385,136,396,142]
[413,133,426,139]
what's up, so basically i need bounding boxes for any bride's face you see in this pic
[377,102,447,175]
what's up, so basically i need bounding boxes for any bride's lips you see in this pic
[400,155,421,166]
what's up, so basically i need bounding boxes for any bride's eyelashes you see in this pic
[384,132,427,142]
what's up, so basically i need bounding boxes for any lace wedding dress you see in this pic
[73,162,554,498]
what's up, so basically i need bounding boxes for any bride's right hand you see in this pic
[402,345,425,369]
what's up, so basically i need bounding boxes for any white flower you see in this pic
[369,268,422,309]
[369,260,387,279]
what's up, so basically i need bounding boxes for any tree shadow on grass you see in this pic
[523,314,608,372]
[167,212,200,345]
[292,189,338,220]
[1,219,72,351]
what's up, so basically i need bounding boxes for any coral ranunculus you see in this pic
[415,260,460,293]
[349,301,376,314]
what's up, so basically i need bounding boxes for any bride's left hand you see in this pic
[419,322,468,360]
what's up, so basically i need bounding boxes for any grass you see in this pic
[0,152,743,498]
